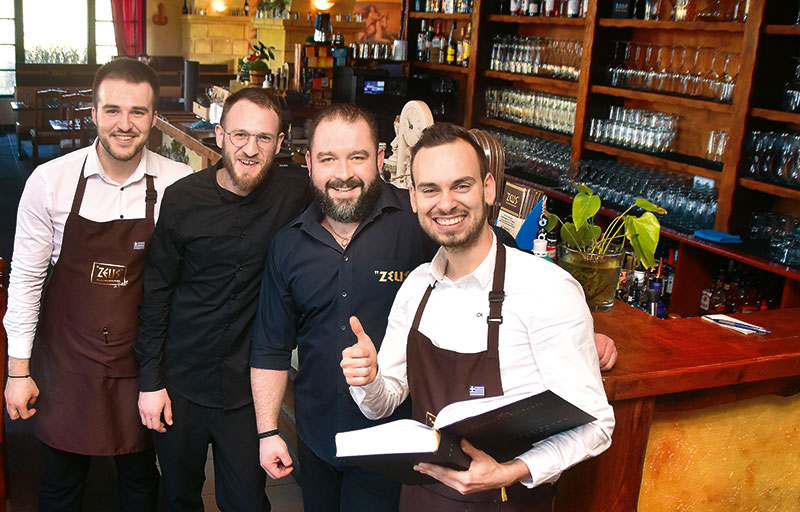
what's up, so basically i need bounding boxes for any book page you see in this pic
[335,419,439,457]
[433,392,536,430]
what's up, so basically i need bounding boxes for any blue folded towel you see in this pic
[693,229,741,243]
[190,120,216,130]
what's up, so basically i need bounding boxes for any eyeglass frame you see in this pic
[218,126,282,150]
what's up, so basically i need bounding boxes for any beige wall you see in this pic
[147,0,185,56]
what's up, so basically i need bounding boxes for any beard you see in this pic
[421,205,488,252]
[222,146,274,194]
[98,130,148,163]
[312,173,383,223]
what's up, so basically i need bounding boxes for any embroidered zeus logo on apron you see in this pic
[91,262,128,286]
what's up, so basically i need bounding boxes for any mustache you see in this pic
[326,177,364,190]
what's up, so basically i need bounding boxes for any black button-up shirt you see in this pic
[136,161,310,409]
[251,181,438,464]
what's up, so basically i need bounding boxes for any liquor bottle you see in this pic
[461,22,471,67]
[567,0,581,17]
[456,26,466,66]
[521,0,530,16]
[559,0,568,16]
[529,0,542,15]
[244,0,250,16]
[183,0,189,14]
[417,20,428,62]
[443,0,455,14]
[425,20,434,62]
[544,0,556,16]
[510,0,521,15]
[431,21,445,64]
[446,22,457,64]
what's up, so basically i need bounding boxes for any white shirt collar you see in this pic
[84,139,155,187]
[428,231,498,289]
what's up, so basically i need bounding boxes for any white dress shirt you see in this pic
[4,141,193,359]
[351,233,615,488]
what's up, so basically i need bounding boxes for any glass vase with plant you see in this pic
[545,184,666,311]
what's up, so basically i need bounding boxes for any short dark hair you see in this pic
[409,122,489,184]
[307,104,379,152]
[92,57,160,110]
[220,87,282,128]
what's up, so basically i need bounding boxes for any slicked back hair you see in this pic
[220,87,282,127]
[409,122,489,185]
[307,103,379,152]
[92,57,160,110]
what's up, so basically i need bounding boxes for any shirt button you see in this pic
[341,291,347,298]
[119,215,124,219]
[238,266,244,271]
[231,293,238,300]
[340,325,346,331]
[239,233,245,239]
[120,186,124,191]
[225,324,231,330]
[343,256,349,262]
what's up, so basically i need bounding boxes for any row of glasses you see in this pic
[606,41,738,103]
[588,105,678,153]
[746,212,800,267]
[485,87,577,135]
[743,130,800,188]
[489,35,582,81]
[566,160,718,232]
[489,130,571,185]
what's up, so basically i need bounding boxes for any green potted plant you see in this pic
[239,41,276,85]
[545,184,666,312]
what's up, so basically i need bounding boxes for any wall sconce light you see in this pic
[212,1,227,14]
[312,0,336,11]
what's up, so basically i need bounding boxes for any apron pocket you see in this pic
[58,313,140,378]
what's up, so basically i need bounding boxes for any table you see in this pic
[554,303,800,511]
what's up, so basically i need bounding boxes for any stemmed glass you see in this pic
[719,53,735,102]
[689,47,703,96]
[703,50,720,100]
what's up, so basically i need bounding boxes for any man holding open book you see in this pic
[341,123,615,511]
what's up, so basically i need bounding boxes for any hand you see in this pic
[594,333,618,372]
[414,439,530,495]
[5,376,40,420]
[340,316,378,386]
[259,435,294,479]
[138,389,173,433]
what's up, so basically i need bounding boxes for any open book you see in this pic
[335,390,595,485]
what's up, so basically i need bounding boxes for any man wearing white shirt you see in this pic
[3,58,192,512]
[341,123,614,511]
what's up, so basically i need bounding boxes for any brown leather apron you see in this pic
[399,240,553,512]
[32,158,154,456]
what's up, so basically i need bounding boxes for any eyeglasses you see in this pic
[220,127,279,150]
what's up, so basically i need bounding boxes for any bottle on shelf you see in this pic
[443,0,455,14]
[510,0,521,16]
[456,26,466,66]
[244,0,250,16]
[461,22,471,67]
[417,20,428,62]
[783,57,800,113]
[431,21,446,64]
[529,0,542,16]
[183,0,189,15]
[424,20,434,62]
[567,0,582,17]
[446,21,457,65]
[544,0,556,17]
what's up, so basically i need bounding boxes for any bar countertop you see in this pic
[593,303,800,402]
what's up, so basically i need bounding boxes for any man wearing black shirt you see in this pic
[135,88,309,511]
[250,105,437,511]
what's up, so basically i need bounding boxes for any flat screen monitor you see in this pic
[363,80,385,95]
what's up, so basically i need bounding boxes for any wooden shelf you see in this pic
[409,11,472,20]
[597,18,745,32]
[410,61,469,74]
[738,178,800,200]
[479,117,573,144]
[583,141,723,180]
[506,176,800,282]
[487,14,586,26]
[591,85,733,113]
[484,70,578,96]
[750,107,800,124]
[763,24,800,35]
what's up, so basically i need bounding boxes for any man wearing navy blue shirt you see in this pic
[250,104,436,511]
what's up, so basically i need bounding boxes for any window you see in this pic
[0,0,14,94]
[21,0,117,65]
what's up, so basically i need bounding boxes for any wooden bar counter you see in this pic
[555,303,800,512]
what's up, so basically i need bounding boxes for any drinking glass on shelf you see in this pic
[718,53,736,103]
[702,50,720,100]
[689,47,703,96]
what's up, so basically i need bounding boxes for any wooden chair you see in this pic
[59,93,94,154]
[29,89,67,164]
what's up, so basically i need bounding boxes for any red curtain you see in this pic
[110,0,144,57]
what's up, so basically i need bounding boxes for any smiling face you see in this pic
[214,99,284,196]
[306,117,384,224]
[92,78,156,169]
[410,139,495,251]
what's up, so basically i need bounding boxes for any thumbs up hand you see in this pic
[341,316,378,386]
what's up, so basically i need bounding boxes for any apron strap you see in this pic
[144,174,156,224]
[411,282,436,331]
[70,157,90,215]
[487,238,506,361]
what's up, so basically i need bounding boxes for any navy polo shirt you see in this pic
[251,181,438,464]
